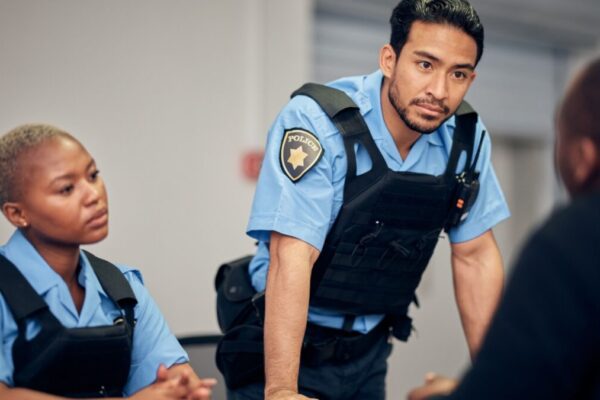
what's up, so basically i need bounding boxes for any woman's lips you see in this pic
[87,208,108,228]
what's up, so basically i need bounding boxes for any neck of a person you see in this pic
[380,78,422,160]
[24,233,81,286]
[584,176,600,195]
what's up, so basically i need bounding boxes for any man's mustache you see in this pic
[410,97,450,115]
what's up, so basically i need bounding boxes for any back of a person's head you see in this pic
[389,0,484,65]
[563,58,600,146]
[557,57,600,196]
[0,124,73,206]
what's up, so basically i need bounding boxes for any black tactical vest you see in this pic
[291,84,480,337]
[0,251,137,398]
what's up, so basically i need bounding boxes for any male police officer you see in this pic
[230,1,510,399]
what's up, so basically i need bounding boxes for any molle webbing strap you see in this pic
[445,100,478,179]
[83,251,137,326]
[0,255,48,321]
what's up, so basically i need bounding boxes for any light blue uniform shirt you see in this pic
[0,230,188,396]
[247,70,510,333]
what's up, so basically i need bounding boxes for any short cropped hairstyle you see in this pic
[0,124,72,206]
[561,58,600,146]
[389,0,485,65]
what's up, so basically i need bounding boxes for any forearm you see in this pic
[0,384,123,400]
[451,231,504,358]
[264,233,318,398]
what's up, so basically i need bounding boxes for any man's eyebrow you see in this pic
[414,50,441,63]
[413,50,475,71]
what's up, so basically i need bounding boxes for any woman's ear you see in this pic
[2,202,28,229]
[379,44,398,79]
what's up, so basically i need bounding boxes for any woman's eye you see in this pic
[90,170,100,180]
[59,185,74,195]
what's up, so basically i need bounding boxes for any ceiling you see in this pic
[316,0,600,51]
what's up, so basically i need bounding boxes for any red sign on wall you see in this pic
[241,150,264,181]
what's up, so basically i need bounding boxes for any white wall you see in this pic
[0,0,313,336]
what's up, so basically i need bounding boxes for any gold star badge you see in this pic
[279,128,324,182]
[287,146,308,170]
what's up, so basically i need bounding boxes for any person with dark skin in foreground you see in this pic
[0,124,217,400]
[408,57,600,400]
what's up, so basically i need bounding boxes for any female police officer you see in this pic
[0,124,215,399]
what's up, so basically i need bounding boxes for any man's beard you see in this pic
[388,81,451,134]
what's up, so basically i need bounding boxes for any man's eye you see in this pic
[90,170,100,180]
[418,61,432,70]
[453,71,467,79]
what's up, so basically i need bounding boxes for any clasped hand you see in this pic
[130,364,217,400]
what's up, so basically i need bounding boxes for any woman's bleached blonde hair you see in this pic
[0,124,74,206]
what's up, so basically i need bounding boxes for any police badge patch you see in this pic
[279,128,324,182]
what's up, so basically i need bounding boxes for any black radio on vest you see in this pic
[291,83,483,340]
[0,251,137,398]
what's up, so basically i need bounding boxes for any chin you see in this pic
[81,227,109,245]
[405,111,443,133]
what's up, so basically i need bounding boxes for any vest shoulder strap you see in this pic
[445,100,479,178]
[84,251,137,327]
[0,254,48,321]
[83,251,137,309]
[0,251,137,329]
[291,83,388,191]
[292,82,376,140]
[292,83,359,119]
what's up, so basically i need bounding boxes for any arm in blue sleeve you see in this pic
[121,270,188,396]
[247,97,340,251]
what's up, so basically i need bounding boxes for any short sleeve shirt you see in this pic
[0,230,188,396]
[247,70,510,333]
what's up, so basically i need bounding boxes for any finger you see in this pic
[166,377,189,398]
[156,363,169,382]
[198,378,218,388]
[425,372,437,383]
[178,370,191,388]
[188,387,212,400]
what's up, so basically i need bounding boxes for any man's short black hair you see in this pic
[389,0,485,65]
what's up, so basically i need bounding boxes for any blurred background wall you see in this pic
[0,0,598,397]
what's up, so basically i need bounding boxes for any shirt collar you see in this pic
[1,230,104,297]
[78,251,108,299]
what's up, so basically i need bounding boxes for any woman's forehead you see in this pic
[18,136,92,181]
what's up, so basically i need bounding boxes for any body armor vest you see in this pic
[0,251,137,398]
[291,84,480,335]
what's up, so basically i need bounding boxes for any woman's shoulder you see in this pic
[113,264,145,286]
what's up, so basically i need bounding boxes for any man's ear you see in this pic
[573,136,600,188]
[1,202,28,229]
[379,44,398,79]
